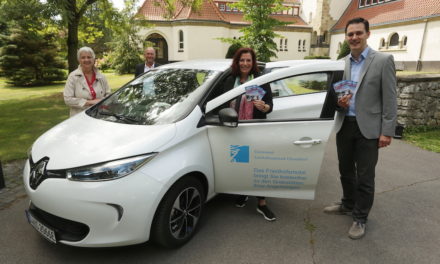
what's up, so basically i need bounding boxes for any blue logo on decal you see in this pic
[230,145,249,163]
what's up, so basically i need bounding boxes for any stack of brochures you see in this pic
[333,80,357,99]
[245,85,266,101]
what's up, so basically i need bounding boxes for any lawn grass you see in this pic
[403,127,440,153]
[0,79,65,101]
[104,72,134,89]
[285,78,326,94]
[0,73,132,161]
[0,93,68,160]
[1,72,439,161]
[397,71,440,76]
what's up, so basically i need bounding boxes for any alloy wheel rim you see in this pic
[169,187,202,240]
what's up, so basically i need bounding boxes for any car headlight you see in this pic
[66,153,157,182]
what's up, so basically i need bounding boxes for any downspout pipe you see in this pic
[417,19,429,71]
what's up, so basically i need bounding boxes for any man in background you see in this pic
[135,47,160,77]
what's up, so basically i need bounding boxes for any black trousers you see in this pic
[336,117,379,223]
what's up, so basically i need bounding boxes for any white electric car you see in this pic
[24,59,344,248]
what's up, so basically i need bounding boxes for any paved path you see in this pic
[1,134,440,263]
[0,159,27,210]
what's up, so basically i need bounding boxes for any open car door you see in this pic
[204,63,341,200]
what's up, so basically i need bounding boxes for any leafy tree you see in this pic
[337,40,350,59]
[47,0,105,73]
[107,32,143,75]
[0,29,66,86]
[106,0,145,74]
[218,0,289,62]
[0,0,65,86]
[225,43,243,58]
[0,1,8,46]
[0,1,9,76]
[44,0,122,71]
[78,0,121,57]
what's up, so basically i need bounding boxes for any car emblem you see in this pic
[30,160,48,189]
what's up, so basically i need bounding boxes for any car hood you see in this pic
[31,112,176,170]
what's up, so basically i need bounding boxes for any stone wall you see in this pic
[396,74,440,127]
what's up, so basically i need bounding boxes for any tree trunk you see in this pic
[65,0,98,73]
[67,17,80,73]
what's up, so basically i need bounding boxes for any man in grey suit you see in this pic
[324,17,397,239]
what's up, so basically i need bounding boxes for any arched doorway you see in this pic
[145,33,168,64]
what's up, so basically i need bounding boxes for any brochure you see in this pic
[245,85,266,101]
[333,80,357,99]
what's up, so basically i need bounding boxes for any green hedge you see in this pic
[304,55,331,60]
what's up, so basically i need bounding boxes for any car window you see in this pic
[205,70,342,123]
[270,72,328,98]
[88,68,218,125]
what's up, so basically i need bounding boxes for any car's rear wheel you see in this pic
[152,177,204,248]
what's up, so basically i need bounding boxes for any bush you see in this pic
[337,41,350,60]
[304,55,331,60]
[404,125,440,134]
[96,53,112,71]
[0,28,66,86]
[107,43,141,75]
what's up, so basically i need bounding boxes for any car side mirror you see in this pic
[219,108,238,127]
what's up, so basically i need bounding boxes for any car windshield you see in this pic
[88,68,218,125]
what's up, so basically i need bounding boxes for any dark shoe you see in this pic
[235,196,248,208]
[257,205,276,221]
[323,202,352,215]
[348,221,366,239]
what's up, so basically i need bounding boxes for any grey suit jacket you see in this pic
[334,49,397,139]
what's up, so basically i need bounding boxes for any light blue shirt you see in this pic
[347,46,370,116]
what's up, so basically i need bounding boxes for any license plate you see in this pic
[25,210,57,244]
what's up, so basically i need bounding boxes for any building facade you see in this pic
[300,0,351,57]
[329,0,440,71]
[136,0,312,63]
[137,0,440,71]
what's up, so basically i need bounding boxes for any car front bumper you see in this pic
[23,160,165,247]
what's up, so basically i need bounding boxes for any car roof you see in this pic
[159,59,344,72]
[266,59,345,69]
[159,59,232,72]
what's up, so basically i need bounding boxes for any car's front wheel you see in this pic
[151,176,204,248]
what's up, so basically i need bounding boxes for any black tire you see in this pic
[151,177,204,248]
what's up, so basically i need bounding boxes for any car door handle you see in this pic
[293,139,322,145]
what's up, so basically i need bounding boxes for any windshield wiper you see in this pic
[98,111,139,124]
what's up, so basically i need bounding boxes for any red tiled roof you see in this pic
[220,12,307,26]
[186,0,226,21]
[221,12,245,24]
[174,4,192,20]
[136,0,174,20]
[137,0,307,27]
[332,0,440,32]
[137,0,226,21]
[217,0,300,4]
[272,14,308,26]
